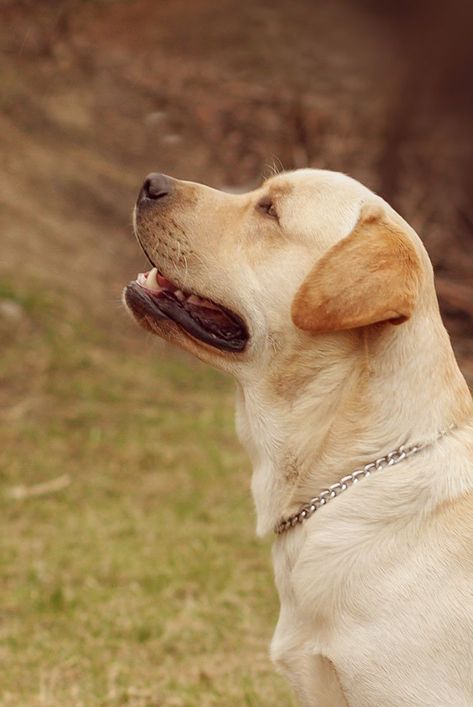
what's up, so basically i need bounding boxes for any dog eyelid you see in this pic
[256,196,278,220]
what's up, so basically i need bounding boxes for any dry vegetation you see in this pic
[0,1,471,705]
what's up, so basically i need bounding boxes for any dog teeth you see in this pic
[199,299,221,310]
[136,272,222,312]
[186,293,221,309]
[187,294,204,305]
[144,267,160,292]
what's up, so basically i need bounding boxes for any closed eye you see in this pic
[256,196,278,220]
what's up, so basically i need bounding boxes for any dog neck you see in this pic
[235,300,472,537]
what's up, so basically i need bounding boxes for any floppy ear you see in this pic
[291,204,422,333]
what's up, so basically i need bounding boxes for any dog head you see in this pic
[124,169,427,377]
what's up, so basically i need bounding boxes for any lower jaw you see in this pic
[124,282,248,353]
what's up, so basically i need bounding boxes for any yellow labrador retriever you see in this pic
[124,169,473,706]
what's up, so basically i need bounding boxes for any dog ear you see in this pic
[291,204,422,333]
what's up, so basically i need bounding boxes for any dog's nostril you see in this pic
[141,173,172,201]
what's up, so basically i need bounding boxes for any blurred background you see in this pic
[1,1,472,705]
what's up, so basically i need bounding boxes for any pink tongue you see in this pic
[157,273,177,291]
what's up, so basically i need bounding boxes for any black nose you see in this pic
[139,173,173,201]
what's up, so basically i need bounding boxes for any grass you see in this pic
[0,278,295,706]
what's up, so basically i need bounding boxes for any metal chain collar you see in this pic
[274,426,455,535]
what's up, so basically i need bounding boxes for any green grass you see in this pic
[0,279,294,706]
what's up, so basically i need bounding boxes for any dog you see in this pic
[124,169,473,706]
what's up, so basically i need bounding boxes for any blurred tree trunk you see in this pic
[364,0,473,334]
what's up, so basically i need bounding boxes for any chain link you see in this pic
[274,426,455,535]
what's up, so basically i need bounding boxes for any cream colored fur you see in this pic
[126,169,473,706]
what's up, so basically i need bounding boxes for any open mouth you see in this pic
[125,268,248,352]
